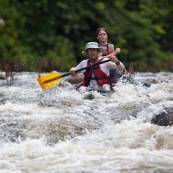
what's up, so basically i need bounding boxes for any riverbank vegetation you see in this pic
[0,0,173,73]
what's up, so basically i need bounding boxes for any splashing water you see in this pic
[0,72,173,173]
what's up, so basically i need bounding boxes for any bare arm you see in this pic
[70,67,77,76]
[106,48,121,64]
[107,48,127,73]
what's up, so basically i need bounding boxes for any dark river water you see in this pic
[0,72,173,173]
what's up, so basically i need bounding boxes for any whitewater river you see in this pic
[0,72,173,173]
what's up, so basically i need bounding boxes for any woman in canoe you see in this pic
[96,27,117,59]
[66,27,126,86]
[96,27,127,86]
[69,42,126,92]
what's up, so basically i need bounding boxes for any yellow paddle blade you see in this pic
[37,73,63,89]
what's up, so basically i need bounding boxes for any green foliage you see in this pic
[0,0,173,72]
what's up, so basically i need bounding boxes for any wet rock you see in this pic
[151,109,173,126]
[142,82,151,87]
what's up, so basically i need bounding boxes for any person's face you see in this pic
[86,48,99,61]
[97,29,108,44]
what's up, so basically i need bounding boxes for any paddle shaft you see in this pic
[43,59,110,84]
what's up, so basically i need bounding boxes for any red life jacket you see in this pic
[82,59,110,86]
[100,43,114,56]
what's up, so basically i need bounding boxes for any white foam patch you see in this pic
[0,139,173,173]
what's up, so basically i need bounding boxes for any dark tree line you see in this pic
[0,0,173,72]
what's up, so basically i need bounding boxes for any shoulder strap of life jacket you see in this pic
[107,43,114,54]
[82,60,92,86]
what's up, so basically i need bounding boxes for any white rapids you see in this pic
[0,71,173,173]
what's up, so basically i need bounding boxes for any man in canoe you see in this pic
[66,27,127,85]
[69,42,126,92]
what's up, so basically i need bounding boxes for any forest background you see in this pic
[0,0,173,73]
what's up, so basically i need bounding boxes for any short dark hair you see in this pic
[96,27,109,37]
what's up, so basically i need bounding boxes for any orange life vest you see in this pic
[100,43,114,56]
[82,59,110,86]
